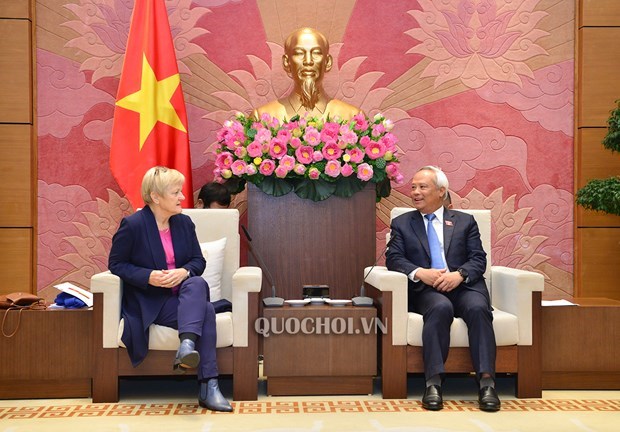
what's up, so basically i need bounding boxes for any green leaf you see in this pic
[294,179,337,201]
[375,178,392,202]
[257,177,294,197]
[333,176,365,198]
[576,176,620,216]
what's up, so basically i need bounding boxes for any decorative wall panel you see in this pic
[34,0,575,301]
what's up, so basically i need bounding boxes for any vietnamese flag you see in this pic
[110,0,194,209]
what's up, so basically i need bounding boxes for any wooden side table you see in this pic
[542,297,620,389]
[263,304,377,396]
[0,307,92,398]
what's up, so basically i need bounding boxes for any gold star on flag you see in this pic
[116,54,187,149]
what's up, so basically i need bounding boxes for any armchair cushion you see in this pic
[200,237,227,301]
[118,312,234,350]
[406,309,518,347]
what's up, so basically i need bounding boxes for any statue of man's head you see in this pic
[282,27,333,110]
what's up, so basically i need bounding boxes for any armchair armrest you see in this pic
[231,266,262,347]
[490,266,544,345]
[90,271,122,349]
[364,266,408,346]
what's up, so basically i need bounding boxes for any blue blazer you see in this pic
[108,206,206,366]
[386,209,489,299]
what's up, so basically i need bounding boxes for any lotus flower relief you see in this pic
[62,0,209,83]
[407,0,549,89]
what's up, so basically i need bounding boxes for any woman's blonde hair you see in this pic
[141,166,185,205]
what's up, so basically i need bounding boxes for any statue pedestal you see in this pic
[247,183,376,301]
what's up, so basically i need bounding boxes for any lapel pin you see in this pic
[445,220,453,226]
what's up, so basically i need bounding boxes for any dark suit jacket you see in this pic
[108,205,206,366]
[386,209,489,299]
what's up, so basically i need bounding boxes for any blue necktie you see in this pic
[425,213,445,269]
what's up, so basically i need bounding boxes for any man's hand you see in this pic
[432,271,464,292]
[417,268,447,287]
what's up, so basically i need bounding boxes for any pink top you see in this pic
[159,229,179,295]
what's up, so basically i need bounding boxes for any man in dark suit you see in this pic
[386,166,500,412]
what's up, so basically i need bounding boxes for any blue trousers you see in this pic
[154,276,218,380]
[410,285,496,380]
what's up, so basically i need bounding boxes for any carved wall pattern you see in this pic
[35,0,574,301]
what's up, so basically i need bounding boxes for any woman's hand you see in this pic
[149,268,188,288]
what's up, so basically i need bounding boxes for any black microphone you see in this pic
[241,224,284,307]
[352,233,396,307]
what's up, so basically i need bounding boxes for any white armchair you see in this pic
[91,209,262,402]
[366,208,544,399]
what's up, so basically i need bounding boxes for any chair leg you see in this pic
[233,346,258,401]
[381,344,407,399]
[92,347,119,403]
[516,291,542,398]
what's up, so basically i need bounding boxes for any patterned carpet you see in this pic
[2,398,620,419]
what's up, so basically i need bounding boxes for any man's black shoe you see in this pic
[478,386,501,412]
[422,384,443,411]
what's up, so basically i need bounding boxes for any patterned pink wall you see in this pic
[35,0,574,301]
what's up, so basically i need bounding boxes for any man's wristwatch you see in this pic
[185,269,191,280]
[457,268,469,283]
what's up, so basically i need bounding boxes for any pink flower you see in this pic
[260,113,273,123]
[322,141,343,160]
[255,128,272,144]
[294,163,307,175]
[283,120,299,131]
[308,167,320,180]
[339,128,358,145]
[274,165,288,178]
[277,129,292,143]
[234,146,247,158]
[312,151,324,162]
[386,162,400,178]
[394,173,405,185]
[269,138,287,159]
[371,123,386,137]
[246,164,258,176]
[341,163,354,177]
[321,122,340,141]
[290,137,302,149]
[359,136,371,147]
[259,159,276,176]
[215,152,233,169]
[247,141,263,158]
[380,134,398,153]
[352,113,369,131]
[357,163,374,181]
[325,160,341,178]
[268,117,280,129]
[303,127,322,146]
[295,146,314,164]
[366,141,386,160]
[231,160,247,176]
[346,147,365,164]
[280,155,296,171]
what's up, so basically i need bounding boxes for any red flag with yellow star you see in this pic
[110,0,193,209]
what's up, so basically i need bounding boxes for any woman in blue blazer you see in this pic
[108,166,232,412]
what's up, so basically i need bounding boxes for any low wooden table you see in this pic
[0,307,92,398]
[542,297,620,389]
[263,303,377,396]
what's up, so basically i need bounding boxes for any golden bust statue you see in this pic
[252,27,361,122]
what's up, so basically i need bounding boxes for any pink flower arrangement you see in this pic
[213,112,404,201]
